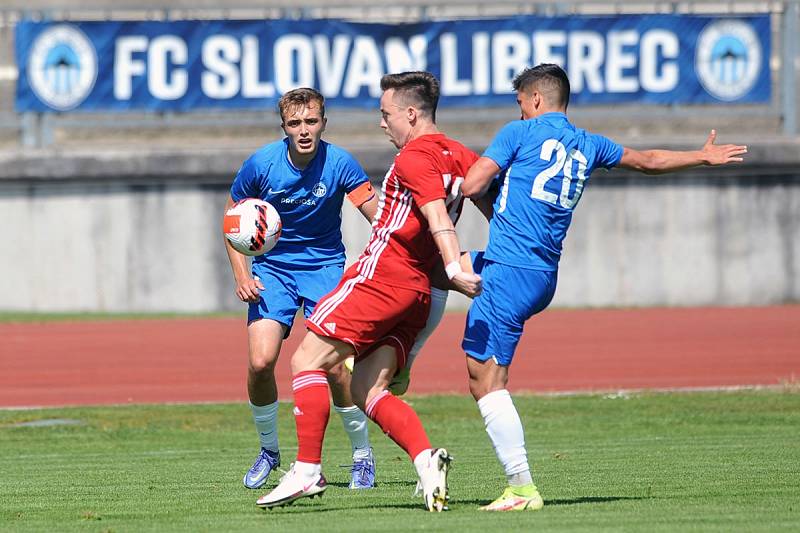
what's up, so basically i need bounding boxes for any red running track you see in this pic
[1,306,798,408]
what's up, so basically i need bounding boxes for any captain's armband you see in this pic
[347,181,375,208]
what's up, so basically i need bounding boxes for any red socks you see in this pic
[292,370,331,464]
[366,390,431,460]
[293,372,431,464]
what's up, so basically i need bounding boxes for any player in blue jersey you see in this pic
[460,64,747,512]
[223,88,379,491]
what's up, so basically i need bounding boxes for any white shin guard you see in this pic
[477,389,532,483]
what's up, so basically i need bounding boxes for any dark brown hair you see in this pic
[512,64,571,110]
[379,71,440,121]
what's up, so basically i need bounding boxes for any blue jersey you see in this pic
[482,112,623,271]
[230,138,369,267]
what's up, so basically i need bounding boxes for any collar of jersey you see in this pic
[533,111,569,123]
[403,133,446,150]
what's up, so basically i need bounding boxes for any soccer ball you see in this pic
[223,198,282,256]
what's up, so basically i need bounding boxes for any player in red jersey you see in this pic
[256,72,482,512]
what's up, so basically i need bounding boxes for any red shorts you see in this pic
[306,266,431,369]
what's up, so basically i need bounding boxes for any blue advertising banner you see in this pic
[15,15,771,112]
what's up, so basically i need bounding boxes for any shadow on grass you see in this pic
[260,495,650,514]
[545,496,649,506]
[454,495,648,507]
[259,495,650,514]
[259,501,424,513]
[326,480,416,489]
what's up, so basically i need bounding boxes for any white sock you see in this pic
[509,471,533,487]
[406,286,448,368]
[333,404,370,456]
[477,389,533,485]
[294,460,322,477]
[250,401,279,452]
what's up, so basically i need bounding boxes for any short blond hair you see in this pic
[278,88,325,123]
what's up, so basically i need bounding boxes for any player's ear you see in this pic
[407,106,417,124]
[321,117,327,133]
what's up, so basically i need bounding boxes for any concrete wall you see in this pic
[0,149,798,312]
[448,171,800,311]
[0,179,371,312]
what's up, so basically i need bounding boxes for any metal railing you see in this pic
[0,0,797,148]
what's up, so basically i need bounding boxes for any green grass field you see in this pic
[1,391,798,532]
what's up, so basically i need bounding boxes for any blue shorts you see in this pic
[462,253,557,367]
[248,261,344,338]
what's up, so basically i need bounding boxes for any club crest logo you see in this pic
[27,24,97,110]
[695,20,761,101]
[312,182,327,198]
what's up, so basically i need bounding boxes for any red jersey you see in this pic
[355,133,478,293]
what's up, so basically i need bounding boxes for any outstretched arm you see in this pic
[618,130,747,175]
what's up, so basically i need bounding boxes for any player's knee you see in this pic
[467,364,507,400]
[470,379,500,401]
[249,353,278,375]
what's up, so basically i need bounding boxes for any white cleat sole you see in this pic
[256,487,326,509]
[425,450,452,512]
[255,474,328,509]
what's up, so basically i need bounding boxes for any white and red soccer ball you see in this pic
[223,198,282,256]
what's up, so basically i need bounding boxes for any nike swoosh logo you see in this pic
[268,188,286,195]
[283,484,315,501]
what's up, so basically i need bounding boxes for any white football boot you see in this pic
[414,448,452,512]
[256,462,327,509]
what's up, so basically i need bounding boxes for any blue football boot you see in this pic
[243,448,280,489]
[349,448,376,489]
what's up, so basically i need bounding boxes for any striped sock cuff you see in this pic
[365,389,391,418]
[292,370,328,392]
